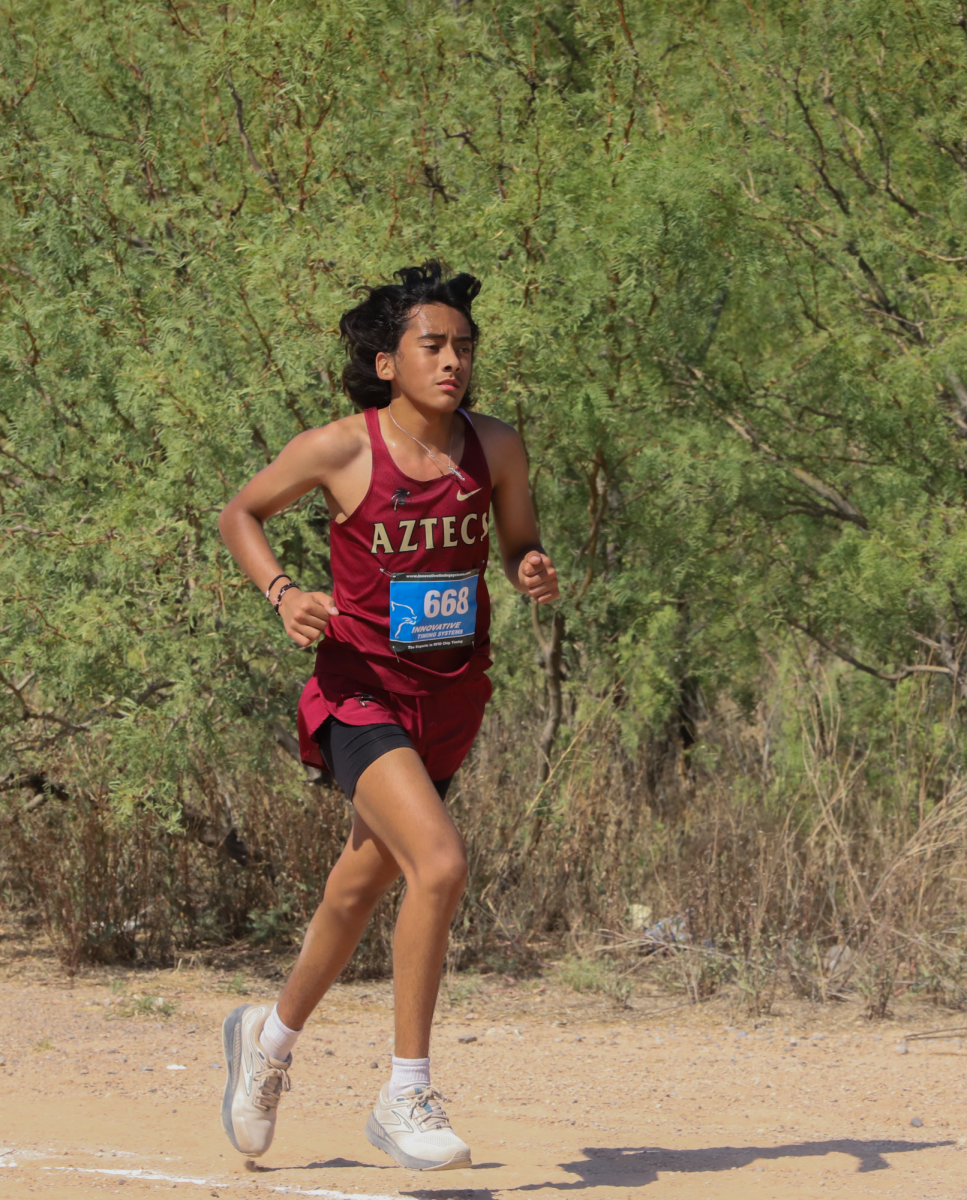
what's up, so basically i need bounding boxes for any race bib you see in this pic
[389,569,479,653]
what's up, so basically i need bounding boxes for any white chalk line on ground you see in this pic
[43,1166,214,1185]
[270,1191,406,1199]
[40,1163,405,1199]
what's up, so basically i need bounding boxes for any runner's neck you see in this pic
[378,405,466,482]
[382,399,458,454]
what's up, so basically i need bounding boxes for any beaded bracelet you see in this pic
[274,581,300,613]
[265,573,291,602]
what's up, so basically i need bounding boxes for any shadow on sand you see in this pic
[510,1137,954,1190]
[247,1137,951,1194]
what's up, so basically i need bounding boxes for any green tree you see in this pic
[3,0,967,840]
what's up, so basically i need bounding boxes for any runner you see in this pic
[216,262,559,1171]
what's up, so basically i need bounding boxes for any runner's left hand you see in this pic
[278,586,339,647]
[520,552,559,604]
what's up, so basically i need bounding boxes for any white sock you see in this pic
[259,1004,301,1062]
[388,1055,431,1095]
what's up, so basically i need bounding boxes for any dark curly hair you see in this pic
[339,261,482,409]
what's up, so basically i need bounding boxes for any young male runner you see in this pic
[217,263,558,1171]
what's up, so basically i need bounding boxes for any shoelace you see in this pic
[404,1085,451,1131]
[254,1063,291,1111]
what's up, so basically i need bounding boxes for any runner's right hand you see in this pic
[278,588,339,647]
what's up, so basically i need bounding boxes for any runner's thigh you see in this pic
[330,809,402,895]
[350,745,464,881]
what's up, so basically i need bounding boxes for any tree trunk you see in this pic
[534,605,565,783]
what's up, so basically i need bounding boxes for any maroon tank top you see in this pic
[312,406,493,696]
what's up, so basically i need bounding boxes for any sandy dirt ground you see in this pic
[3,947,967,1200]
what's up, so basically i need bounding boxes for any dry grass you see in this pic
[4,657,967,1018]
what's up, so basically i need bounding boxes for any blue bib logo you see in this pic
[389,569,479,653]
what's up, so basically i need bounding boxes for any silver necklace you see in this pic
[387,402,466,483]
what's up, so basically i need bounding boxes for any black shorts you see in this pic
[316,717,453,802]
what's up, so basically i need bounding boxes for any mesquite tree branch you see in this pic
[535,605,566,784]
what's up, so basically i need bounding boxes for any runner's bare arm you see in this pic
[218,421,366,647]
[478,417,560,605]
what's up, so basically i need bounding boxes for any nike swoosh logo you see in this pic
[457,488,482,501]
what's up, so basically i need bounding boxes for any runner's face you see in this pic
[377,304,473,411]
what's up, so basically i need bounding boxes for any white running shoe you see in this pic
[365,1083,472,1171]
[221,1004,292,1157]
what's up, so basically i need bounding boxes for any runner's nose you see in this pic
[440,342,461,374]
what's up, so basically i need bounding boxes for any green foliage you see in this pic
[3,0,967,881]
[113,994,179,1019]
[556,953,631,1003]
[217,971,250,995]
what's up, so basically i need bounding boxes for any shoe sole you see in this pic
[365,1112,471,1171]
[221,1004,249,1155]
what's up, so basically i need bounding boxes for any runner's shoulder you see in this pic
[468,412,521,451]
[468,412,525,479]
[290,411,369,475]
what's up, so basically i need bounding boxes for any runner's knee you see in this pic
[408,847,468,904]
[324,860,396,917]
